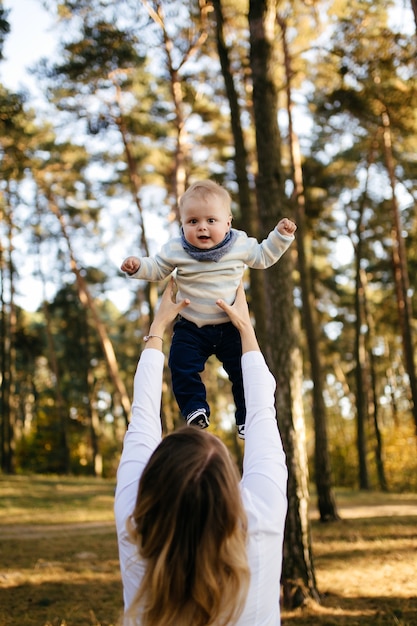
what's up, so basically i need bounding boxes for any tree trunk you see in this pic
[110,72,157,324]
[46,192,132,425]
[362,268,388,491]
[143,0,209,206]
[212,0,267,345]
[381,110,417,433]
[0,199,16,473]
[42,297,71,474]
[410,0,417,34]
[130,1,209,320]
[278,12,339,522]
[248,0,319,605]
[88,369,103,477]
[354,208,370,490]
[348,141,388,489]
[0,236,8,470]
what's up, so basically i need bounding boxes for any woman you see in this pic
[114,279,288,625]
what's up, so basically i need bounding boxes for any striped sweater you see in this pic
[127,227,294,327]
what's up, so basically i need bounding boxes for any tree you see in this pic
[410,0,417,34]
[277,8,340,521]
[381,108,417,434]
[0,86,36,472]
[308,0,417,484]
[31,139,133,425]
[211,0,268,344]
[248,0,319,605]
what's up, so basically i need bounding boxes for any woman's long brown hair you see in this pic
[127,427,250,626]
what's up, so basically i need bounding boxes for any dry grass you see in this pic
[1,477,417,625]
[283,491,417,625]
[0,475,120,626]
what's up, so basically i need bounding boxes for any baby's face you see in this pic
[181,195,231,249]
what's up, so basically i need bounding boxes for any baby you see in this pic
[121,180,296,438]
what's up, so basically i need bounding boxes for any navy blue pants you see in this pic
[168,317,246,427]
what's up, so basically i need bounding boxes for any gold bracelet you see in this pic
[143,334,163,342]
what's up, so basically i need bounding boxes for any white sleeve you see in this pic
[127,243,176,281]
[114,348,164,612]
[243,228,294,270]
[241,351,287,529]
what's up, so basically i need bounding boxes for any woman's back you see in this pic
[114,281,288,626]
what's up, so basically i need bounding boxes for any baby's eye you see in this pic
[189,219,198,224]
[207,218,216,223]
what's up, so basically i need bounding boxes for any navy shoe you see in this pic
[186,409,209,429]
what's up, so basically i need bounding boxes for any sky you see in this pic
[2,0,57,93]
[1,2,60,311]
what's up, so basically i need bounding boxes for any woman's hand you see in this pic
[216,283,260,354]
[144,278,190,349]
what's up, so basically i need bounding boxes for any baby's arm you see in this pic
[277,218,297,237]
[121,241,178,281]
[120,256,141,275]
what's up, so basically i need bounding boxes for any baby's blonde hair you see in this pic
[127,427,250,626]
[179,180,232,218]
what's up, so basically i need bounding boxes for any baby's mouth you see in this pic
[198,236,210,241]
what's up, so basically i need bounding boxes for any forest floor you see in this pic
[284,490,417,625]
[0,475,416,625]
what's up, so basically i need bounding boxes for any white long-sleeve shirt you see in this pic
[114,349,288,625]
[127,228,294,327]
